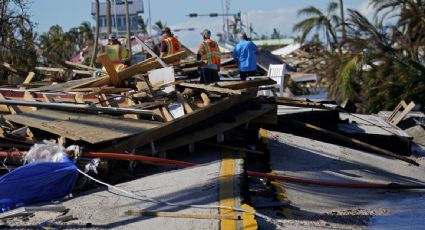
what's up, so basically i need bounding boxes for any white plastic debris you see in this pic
[24,140,67,163]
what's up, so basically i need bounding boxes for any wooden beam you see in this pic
[202,142,264,155]
[134,36,167,67]
[0,62,27,75]
[125,210,239,220]
[200,92,210,106]
[162,50,187,64]
[176,92,193,114]
[179,82,243,95]
[19,72,35,90]
[217,78,277,89]
[161,106,173,122]
[97,53,123,87]
[34,67,93,76]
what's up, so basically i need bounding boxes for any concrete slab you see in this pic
[4,149,246,229]
[263,130,425,227]
[339,113,410,138]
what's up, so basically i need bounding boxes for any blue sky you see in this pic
[30,0,373,48]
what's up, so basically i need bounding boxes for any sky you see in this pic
[30,0,374,49]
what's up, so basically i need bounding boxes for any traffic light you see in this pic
[209,13,218,17]
[188,13,198,17]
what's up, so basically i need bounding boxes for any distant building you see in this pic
[91,0,144,37]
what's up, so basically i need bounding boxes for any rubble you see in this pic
[0,40,424,230]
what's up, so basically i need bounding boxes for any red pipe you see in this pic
[1,150,424,189]
[81,152,196,167]
[0,151,24,158]
[246,171,425,189]
[0,151,196,167]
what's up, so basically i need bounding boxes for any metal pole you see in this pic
[148,0,152,36]
[0,99,155,116]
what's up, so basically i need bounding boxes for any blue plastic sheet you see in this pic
[0,158,78,212]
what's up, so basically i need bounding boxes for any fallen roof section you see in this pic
[3,109,161,144]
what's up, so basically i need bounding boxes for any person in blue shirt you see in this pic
[232,32,257,80]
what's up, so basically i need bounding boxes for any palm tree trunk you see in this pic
[106,0,111,37]
[339,0,346,40]
[90,0,100,67]
[125,0,132,63]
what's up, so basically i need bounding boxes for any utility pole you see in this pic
[106,0,111,37]
[124,0,132,62]
[148,0,152,36]
[90,0,100,67]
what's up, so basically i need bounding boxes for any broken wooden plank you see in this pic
[134,36,167,67]
[35,67,92,76]
[161,106,173,122]
[176,92,193,114]
[97,53,123,87]
[0,62,27,76]
[125,210,239,220]
[200,92,210,106]
[19,72,35,90]
[202,142,264,155]
[0,99,155,116]
[217,78,277,89]
[179,82,243,95]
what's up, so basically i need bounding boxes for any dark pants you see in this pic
[200,66,219,84]
[240,71,256,81]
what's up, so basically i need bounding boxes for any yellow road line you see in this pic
[241,204,258,230]
[220,150,237,230]
[260,128,293,218]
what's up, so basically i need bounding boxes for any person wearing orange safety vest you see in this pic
[160,27,181,64]
[197,29,221,83]
[197,29,221,71]
[105,32,129,71]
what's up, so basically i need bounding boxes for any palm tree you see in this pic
[324,7,425,112]
[137,17,148,34]
[293,1,340,47]
[39,25,76,60]
[370,0,425,61]
[106,0,111,37]
[90,0,100,67]
[152,20,166,35]
[124,0,131,62]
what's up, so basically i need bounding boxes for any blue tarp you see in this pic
[0,158,78,212]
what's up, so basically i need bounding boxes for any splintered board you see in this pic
[3,109,161,144]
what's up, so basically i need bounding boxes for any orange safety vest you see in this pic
[198,39,221,70]
[161,36,181,64]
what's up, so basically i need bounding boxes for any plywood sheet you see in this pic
[3,109,161,144]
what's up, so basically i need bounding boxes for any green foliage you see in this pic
[300,0,425,113]
[0,0,37,71]
[38,22,94,61]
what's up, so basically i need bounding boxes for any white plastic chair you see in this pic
[247,64,286,97]
[267,64,286,97]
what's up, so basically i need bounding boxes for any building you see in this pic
[91,0,144,37]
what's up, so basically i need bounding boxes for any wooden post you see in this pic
[97,53,123,87]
